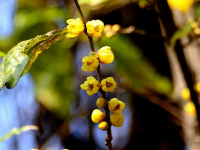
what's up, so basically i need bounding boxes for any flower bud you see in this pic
[96,97,106,108]
[112,24,120,32]
[86,20,104,37]
[98,121,109,131]
[91,109,105,123]
[104,24,112,33]
[184,102,196,116]
[66,18,84,38]
[180,88,190,100]
[108,98,125,113]
[194,27,200,35]
[110,113,124,127]
[97,46,114,64]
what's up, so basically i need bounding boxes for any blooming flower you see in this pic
[82,52,99,71]
[110,113,124,127]
[66,18,84,38]
[91,109,105,123]
[167,0,194,13]
[108,98,125,114]
[80,76,100,96]
[86,20,104,37]
[97,46,114,64]
[101,77,117,92]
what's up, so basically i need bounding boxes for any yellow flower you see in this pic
[184,102,196,116]
[82,52,99,71]
[86,20,104,37]
[180,88,190,100]
[80,76,100,96]
[195,82,200,93]
[91,109,105,123]
[108,98,125,114]
[97,46,114,64]
[167,0,194,13]
[101,77,117,92]
[112,24,121,32]
[66,18,84,38]
[96,97,106,108]
[98,121,109,131]
[110,113,124,127]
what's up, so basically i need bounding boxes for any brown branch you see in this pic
[153,0,200,131]
[73,0,113,149]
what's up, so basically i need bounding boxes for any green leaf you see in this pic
[97,35,173,95]
[0,125,38,142]
[170,23,192,48]
[0,28,67,90]
[0,51,6,57]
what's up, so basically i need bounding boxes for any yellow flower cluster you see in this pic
[81,77,117,95]
[180,83,200,116]
[167,0,194,13]
[91,97,125,129]
[66,18,104,38]
[109,98,125,127]
[104,24,121,38]
[68,18,126,130]
[188,18,200,35]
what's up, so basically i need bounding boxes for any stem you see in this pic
[73,0,113,149]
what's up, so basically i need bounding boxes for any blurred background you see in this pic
[1,0,200,149]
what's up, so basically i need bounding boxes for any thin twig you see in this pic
[73,0,113,149]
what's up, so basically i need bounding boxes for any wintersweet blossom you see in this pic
[80,76,100,96]
[82,52,99,72]
[86,20,104,37]
[66,18,84,37]
[101,77,117,92]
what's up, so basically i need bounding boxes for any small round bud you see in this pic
[194,27,200,35]
[96,97,106,108]
[104,24,112,33]
[180,88,190,100]
[112,24,121,32]
[91,109,105,123]
[139,0,148,9]
[110,113,124,127]
[184,102,196,116]
[191,22,198,28]
[98,121,109,131]
[97,46,114,64]
[105,31,115,38]
[108,98,125,113]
